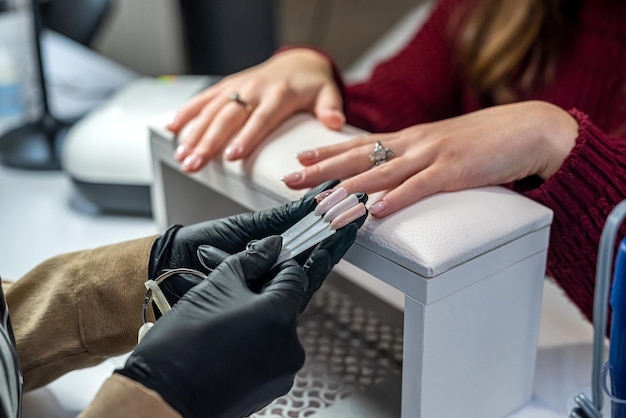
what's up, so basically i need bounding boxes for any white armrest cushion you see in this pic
[151,113,554,278]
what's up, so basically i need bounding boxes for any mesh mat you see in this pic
[252,278,404,417]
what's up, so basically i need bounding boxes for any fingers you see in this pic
[170,89,301,171]
[208,236,283,290]
[223,90,300,161]
[295,135,371,166]
[286,139,410,193]
[167,88,220,133]
[260,259,308,315]
[229,180,341,241]
[176,98,254,172]
[201,234,308,313]
[196,245,230,271]
[299,221,361,311]
[287,136,387,189]
[314,84,345,131]
[286,133,456,218]
[367,166,447,217]
[202,180,341,266]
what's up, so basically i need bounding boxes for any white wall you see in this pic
[91,0,186,76]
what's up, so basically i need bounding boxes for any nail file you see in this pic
[281,187,348,246]
[274,202,367,265]
[275,227,337,265]
[281,194,359,254]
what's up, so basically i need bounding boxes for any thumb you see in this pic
[314,84,345,131]
[196,245,230,271]
[260,260,307,314]
[210,235,283,289]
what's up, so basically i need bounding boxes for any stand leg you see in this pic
[401,296,423,418]
[0,114,71,170]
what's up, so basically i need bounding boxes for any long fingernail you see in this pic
[166,114,182,129]
[224,145,242,160]
[281,171,303,184]
[369,200,386,215]
[314,189,333,203]
[296,150,316,161]
[330,203,367,229]
[315,187,348,216]
[174,144,191,161]
[182,155,201,171]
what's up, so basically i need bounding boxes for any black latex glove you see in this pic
[150,180,367,309]
[118,237,314,418]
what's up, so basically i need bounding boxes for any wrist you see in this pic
[534,101,579,180]
[149,224,183,280]
[272,47,334,76]
[80,374,181,418]
[275,46,332,65]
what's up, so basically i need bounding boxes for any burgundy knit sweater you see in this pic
[336,0,626,323]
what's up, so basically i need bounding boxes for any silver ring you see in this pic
[229,91,252,112]
[369,141,395,166]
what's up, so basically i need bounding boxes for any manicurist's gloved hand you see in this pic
[149,179,366,307]
[118,236,340,418]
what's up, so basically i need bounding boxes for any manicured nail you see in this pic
[314,189,333,203]
[319,108,345,129]
[296,150,316,161]
[174,144,191,160]
[330,203,367,229]
[369,200,386,215]
[281,171,303,184]
[166,115,181,130]
[314,187,348,215]
[182,155,201,171]
[224,145,242,160]
[323,194,359,222]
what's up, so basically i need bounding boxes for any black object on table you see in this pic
[0,0,110,170]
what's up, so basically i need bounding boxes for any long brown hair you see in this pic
[455,0,578,104]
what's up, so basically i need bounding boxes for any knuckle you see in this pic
[346,146,364,160]
[375,161,395,178]
[305,163,323,179]
[270,81,294,99]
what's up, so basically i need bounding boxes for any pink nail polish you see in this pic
[224,145,242,160]
[314,189,333,203]
[174,144,190,160]
[330,203,367,229]
[281,171,303,184]
[369,201,386,215]
[297,150,316,161]
[314,187,348,216]
[182,155,200,171]
[323,194,358,221]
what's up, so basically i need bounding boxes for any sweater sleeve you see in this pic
[343,0,467,133]
[5,236,158,392]
[513,109,626,323]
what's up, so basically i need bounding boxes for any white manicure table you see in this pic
[149,113,553,418]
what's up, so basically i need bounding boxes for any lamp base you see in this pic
[0,114,72,171]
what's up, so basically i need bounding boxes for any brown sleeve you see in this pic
[5,236,158,392]
[78,374,181,418]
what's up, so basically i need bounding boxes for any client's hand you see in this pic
[118,236,325,418]
[283,101,578,217]
[167,48,344,173]
[150,180,367,309]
